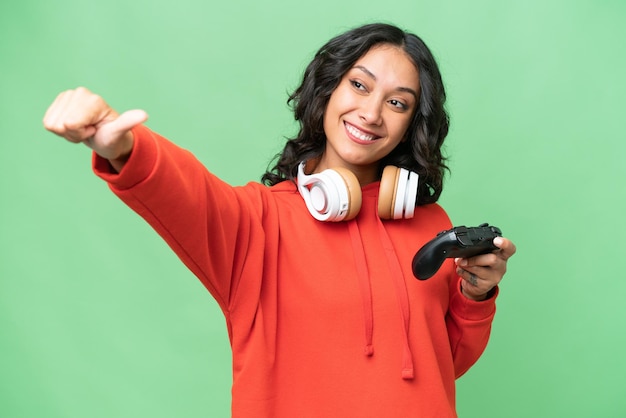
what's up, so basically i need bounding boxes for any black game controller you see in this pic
[412,223,502,280]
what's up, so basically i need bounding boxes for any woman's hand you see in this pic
[43,87,148,172]
[455,237,517,301]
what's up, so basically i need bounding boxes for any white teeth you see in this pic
[346,123,376,141]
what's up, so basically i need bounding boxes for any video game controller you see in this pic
[412,223,502,280]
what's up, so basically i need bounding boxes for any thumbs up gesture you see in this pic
[43,87,148,170]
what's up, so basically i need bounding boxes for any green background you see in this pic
[1,0,625,416]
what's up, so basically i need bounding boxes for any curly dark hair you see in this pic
[261,23,450,205]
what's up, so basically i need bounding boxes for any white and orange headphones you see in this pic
[297,161,419,222]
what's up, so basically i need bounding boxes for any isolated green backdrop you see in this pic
[1,0,625,417]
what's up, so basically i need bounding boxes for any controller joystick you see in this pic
[412,223,502,280]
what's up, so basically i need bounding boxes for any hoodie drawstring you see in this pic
[348,221,374,356]
[348,218,415,380]
[377,218,415,380]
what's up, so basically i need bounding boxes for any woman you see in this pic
[44,23,516,418]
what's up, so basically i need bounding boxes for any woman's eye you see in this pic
[350,80,366,91]
[389,99,408,110]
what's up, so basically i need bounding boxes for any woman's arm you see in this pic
[43,88,266,315]
[446,237,516,377]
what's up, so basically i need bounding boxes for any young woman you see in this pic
[44,23,516,418]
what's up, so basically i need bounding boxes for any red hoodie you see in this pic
[94,125,497,417]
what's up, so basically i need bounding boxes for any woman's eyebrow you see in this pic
[353,65,418,100]
[354,65,377,81]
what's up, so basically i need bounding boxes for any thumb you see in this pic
[88,109,149,160]
[100,109,149,137]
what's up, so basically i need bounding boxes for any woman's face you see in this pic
[319,44,420,184]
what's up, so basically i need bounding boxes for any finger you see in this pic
[455,252,499,269]
[466,270,480,287]
[493,237,517,261]
[100,109,148,136]
[457,268,488,294]
[457,264,489,280]
[94,109,148,148]
[43,89,75,134]
[457,265,501,292]
[42,91,63,127]
[457,247,507,273]
[44,88,102,142]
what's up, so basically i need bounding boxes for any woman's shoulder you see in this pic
[233,180,301,215]
[237,179,298,196]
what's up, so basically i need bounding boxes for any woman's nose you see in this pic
[358,96,383,126]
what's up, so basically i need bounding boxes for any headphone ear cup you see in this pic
[403,170,419,219]
[378,166,400,219]
[333,167,362,220]
[392,168,410,219]
[297,162,362,221]
[378,166,419,219]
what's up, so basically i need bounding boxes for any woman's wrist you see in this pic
[461,284,496,301]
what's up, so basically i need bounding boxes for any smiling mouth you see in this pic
[344,122,379,142]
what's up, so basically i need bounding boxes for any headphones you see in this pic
[297,161,419,222]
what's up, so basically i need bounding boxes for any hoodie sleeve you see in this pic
[92,124,265,315]
[446,277,498,378]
